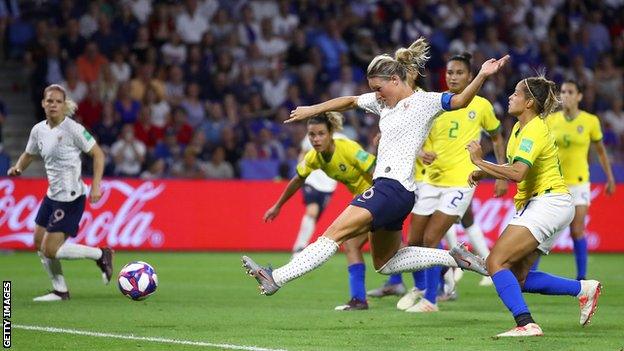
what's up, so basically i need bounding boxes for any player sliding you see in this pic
[242,38,509,297]
[466,76,601,337]
[7,84,113,301]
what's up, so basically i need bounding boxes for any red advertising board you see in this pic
[0,178,622,252]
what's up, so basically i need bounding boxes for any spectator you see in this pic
[161,32,187,65]
[390,5,432,46]
[92,14,123,59]
[205,146,234,179]
[329,65,357,98]
[130,25,152,64]
[285,28,311,67]
[93,102,121,149]
[97,63,118,102]
[129,63,165,101]
[59,18,86,60]
[604,98,624,135]
[60,63,88,104]
[256,17,287,58]
[113,3,140,46]
[129,0,153,25]
[262,64,290,109]
[272,1,299,38]
[111,123,146,177]
[168,107,194,145]
[181,82,206,128]
[314,19,348,79]
[79,2,100,39]
[153,128,183,171]
[114,81,141,124]
[140,157,167,179]
[76,85,103,130]
[144,86,171,129]
[133,106,163,150]
[164,65,186,106]
[148,3,174,47]
[175,0,209,44]
[109,50,131,83]
[76,42,109,84]
[171,146,207,178]
[210,8,234,42]
[237,4,260,47]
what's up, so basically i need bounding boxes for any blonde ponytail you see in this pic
[367,37,430,83]
[63,98,78,116]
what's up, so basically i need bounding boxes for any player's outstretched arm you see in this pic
[264,175,306,222]
[286,96,359,123]
[450,55,510,110]
[7,152,34,176]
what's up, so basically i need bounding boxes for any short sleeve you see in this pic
[480,100,501,134]
[25,126,38,155]
[590,115,603,142]
[512,125,544,168]
[72,122,96,152]
[357,93,382,115]
[295,150,318,178]
[346,140,376,173]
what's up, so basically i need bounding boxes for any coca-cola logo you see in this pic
[0,179,165,248]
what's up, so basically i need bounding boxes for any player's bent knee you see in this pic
[42,245,57,259]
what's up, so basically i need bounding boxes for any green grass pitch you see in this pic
[1,251,623,351]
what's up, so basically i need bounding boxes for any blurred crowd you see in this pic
[1,0,623,179]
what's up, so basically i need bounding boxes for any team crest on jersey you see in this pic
[339,164,347,172]
[577,126,584,134]
[468,110,476,119]
[403,101,410,109]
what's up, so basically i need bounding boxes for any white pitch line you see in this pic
[14,324,287,351]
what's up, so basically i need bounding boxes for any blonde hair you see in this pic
[307,111,344,133]
[43,84,78,116]
[367,37,430,82]
[522,76,559,118]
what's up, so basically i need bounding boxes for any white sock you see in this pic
[38,251,68,292]
[292,215,316,252]
[55,243,102,260]
[466,223,490,258]
[377,247,458,274]
[273,236,338,286]
[444,224,458,249]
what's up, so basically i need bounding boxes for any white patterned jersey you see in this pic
[357,91,449,192]
[299,132,347,193]
[25,117,96,201]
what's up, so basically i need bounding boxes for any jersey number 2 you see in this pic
[448,121,459,139]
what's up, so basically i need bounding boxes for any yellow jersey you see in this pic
[546,110,603,185]
[424,96,501,187]
[296,138,375,195]
[507,117,568,209]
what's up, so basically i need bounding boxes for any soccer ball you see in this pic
[117,261,158,300]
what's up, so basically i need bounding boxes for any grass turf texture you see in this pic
[1,252,622,351]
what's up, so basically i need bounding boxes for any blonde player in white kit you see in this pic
[7,84,113,301]
[241,38,509,297]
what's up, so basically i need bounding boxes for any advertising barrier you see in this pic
[0,178,622,252]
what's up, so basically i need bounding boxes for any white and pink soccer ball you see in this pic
[117,261,158,300]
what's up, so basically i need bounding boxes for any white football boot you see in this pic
[405,298,439,313]
[578,280,602,326]
[496,323,543,337]
[396,287,424,310]
[33,290,70,302]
